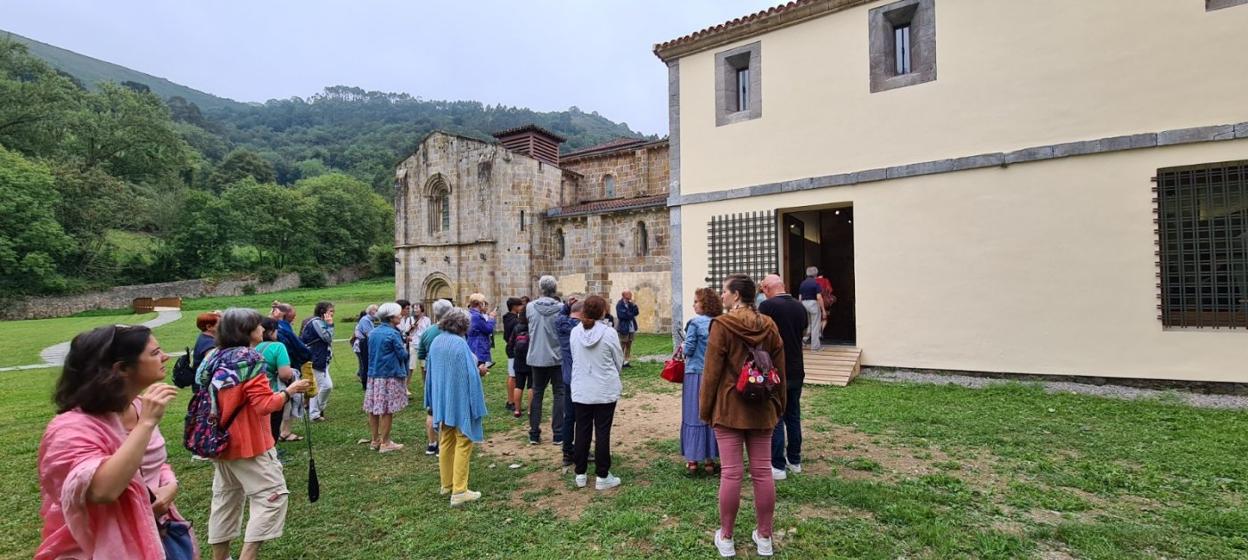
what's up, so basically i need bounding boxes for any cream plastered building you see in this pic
[655,0,1248,382]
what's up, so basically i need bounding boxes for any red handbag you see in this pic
[661,345,685,383]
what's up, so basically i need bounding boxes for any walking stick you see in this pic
[302,400,321,503]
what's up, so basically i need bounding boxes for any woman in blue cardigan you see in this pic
[682,287,722,475]
[466,293,497,365]
[426,307,489,506]
[364,302,409,453]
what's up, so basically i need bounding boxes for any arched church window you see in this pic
[427,175,451,235]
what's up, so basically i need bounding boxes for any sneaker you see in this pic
[771,467,787,481]
[622,362,632,368]
[505,402,515,412]
[425,444,438,455]
[752,530,774,557]
[595,474,621,491]
[714,529,736,557]
[787,462,802,474]
[574,474,587,488]
[449,490,482,506]
[529,437,540,446]
[552,438,563,446]
[190,454,210,462]
[439,487,450,495]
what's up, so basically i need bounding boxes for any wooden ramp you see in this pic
[803,346,862,387]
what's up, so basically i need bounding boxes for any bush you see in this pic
[299,269,327,289]
[256,266,280,285]
[241,284,257,295]
[369,244,395,277]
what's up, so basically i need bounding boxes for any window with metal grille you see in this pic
[706,211,778,288]
[735,67,750,112]
[1157,161,1248,328]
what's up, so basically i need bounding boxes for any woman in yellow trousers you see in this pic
[423,307,489,506]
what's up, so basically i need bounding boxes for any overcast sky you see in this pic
[1,0,779,135]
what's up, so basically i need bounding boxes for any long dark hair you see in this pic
[54,325,152,414]
[581,295,606,330]
[260,317,281,341]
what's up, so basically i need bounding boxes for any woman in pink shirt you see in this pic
[36,324,191,559]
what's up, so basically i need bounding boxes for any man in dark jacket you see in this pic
[615,291,639,368]
[758,274,808,481]
[556,299,583,467]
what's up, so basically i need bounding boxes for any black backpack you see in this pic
[172,347,195,388]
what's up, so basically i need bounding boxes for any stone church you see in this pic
[394,125,672,333]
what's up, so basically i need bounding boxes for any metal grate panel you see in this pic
[706,210,777,287]
[1157,161,1248,328]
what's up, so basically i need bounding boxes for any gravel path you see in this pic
[861,367,1248,410]
[35,308,184,368]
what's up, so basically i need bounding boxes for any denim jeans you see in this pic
[528,366,566,441]
[771,384,803,470]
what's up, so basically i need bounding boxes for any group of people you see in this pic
[35,270,813,558]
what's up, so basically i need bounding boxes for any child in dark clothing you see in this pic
[508,320,532,418]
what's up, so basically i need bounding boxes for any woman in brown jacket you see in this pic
[700,273,786,558]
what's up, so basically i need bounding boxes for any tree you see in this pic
[0,147,73,293]
[208,148,276,192]
[0,39,80,156]
[296,173,392,268]
[66,82,190,182]
[219,179,311,268]
[168,190,239,277]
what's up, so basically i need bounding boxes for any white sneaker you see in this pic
[788,462,802,474]
[595,474,621,491]
[752,530,774,556]
[714,528,736,557]
[449,489,481,506]
[771,467,787,481]
[575,474,587,488]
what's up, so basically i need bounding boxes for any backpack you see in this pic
[171,347,195,388]
[734,343,781,403]
[513,330,530,357]
[182,350,244,458]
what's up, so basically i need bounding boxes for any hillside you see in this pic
[1,30,246,112]
[6,31,651,192]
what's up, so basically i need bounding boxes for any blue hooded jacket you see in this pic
[555,304,578,384]
[467,308,496,363]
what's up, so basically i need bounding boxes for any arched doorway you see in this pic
[423,275,453,310]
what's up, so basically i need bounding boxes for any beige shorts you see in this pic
[208,448,289,544]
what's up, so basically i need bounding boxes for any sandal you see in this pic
[379,442,405,454]
[686,461,699,475]
[280,433,304,442]
[704,462,720,476]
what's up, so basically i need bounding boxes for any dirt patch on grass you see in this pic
[480,390,683,519]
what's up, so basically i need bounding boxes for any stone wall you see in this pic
[1,266,370,321]
[561,143,670,203]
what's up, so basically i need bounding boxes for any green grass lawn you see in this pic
[2,287,1245,558]
[0,312,156,367]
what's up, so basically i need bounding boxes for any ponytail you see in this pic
[581,295,607,330]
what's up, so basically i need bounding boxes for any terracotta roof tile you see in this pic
[561,137,669,161]
[545,194,668,219]
[654,0,871,62]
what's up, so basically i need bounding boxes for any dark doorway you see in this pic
[780,207,856,345]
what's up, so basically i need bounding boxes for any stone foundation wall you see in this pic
[1,266,370,321]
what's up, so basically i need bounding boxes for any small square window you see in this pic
[869,0,936,93]
[715,42,761,126]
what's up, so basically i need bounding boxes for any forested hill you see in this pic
[5,29,651,192]
[2,30,245,112]
[0,33,650,298]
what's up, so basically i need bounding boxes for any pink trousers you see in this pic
[713,426,775,539]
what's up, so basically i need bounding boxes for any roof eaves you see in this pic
[653,0,872,62]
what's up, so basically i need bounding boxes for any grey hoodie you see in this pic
[570,321,623,404]
[526,297,564,367]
